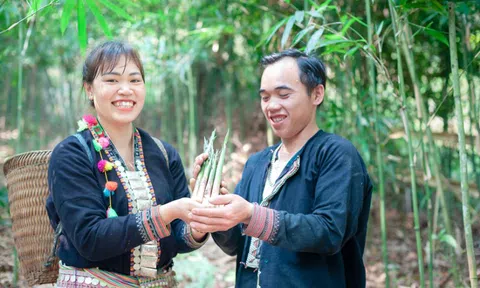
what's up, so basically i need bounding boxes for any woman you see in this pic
[46,41,206,287]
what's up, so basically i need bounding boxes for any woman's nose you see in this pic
[118,83,133,95]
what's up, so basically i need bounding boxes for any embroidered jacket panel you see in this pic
[46,128,200,275]
[212,130,373,288]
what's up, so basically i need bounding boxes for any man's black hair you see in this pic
[261,49,326,96]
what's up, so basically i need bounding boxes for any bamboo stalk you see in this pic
[421,141,434,288]
[16,22,23,154]
[461,14,480,192]
[211,130,230,198]
[399,11,460,285]
[447,3,478,287]
[388,2,425,287]
[187,65,198,170]
[204,151,219,201]
[365,0,389,286]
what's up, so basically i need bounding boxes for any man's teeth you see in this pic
[114,101,134,108]
[272,116,286,123]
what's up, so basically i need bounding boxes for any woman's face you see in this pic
[85,56,145,127]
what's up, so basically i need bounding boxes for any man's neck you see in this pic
[279,123,319,161]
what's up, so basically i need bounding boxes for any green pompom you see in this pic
[93,139,102,152]
[77,120,88,132]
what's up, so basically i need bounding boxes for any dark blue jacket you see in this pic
[46,128,199,275]
[212,130,372,288]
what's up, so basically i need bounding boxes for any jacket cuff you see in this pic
[242,204,279,243]
[135,207,171,242]
[183,224,209,249]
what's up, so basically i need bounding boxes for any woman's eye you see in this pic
[131,79,142,83]
[105,79,117,83]
[279,93,290,97]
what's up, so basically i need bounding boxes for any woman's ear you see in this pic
[84,83,93,100]
[311,84,324,106]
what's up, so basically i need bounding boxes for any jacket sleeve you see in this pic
[163,142,208,253]
[242,141,371,255]
[49,137,155,262]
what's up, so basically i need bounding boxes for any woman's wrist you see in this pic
[157,202,176,224]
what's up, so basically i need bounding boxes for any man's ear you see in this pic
[311,84,324,106]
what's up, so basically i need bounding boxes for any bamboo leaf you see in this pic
[305,27,324,54]
[86,0,112,37]
[440,234,458,250]
[424,28,449,47]
[376,21,384,36]
[97,0,134,21]
[256,18,287,48]
[341,18,355,35]
[61,0,76,34]
[77,0,87,52]
[343,45,360,60]
[292,25,315,46]
[294,11,304,23]
[281,16,296,49]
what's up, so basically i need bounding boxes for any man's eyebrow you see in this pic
[274,85,293,91]
[259,85,294,94]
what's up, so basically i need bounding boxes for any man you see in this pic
[189,49,372,287]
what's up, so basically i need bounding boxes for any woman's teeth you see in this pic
[114,101,134,108]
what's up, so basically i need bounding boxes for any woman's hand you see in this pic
[158,198,203,224]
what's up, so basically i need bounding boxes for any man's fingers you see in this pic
[219,187,229,195]
[209,195,232,205]
[194,153,209,165]
[191,206,229,218]
[190,222,228,233]
[189,178,196,192]
[189,213,228,226]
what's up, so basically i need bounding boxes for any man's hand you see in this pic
[189,153,209,191]
[189,194,254,232]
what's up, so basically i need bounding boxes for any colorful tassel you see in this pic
[103,181,118,197]
[107,207,118,218]
[98,137,110,149]
[93,139,102,152]
[97,160,113,173]
[77,120,88,132]
[83,114,98,126]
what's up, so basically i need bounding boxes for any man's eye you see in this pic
[279,94,290,97]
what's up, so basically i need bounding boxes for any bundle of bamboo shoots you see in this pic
[191,129,230,205]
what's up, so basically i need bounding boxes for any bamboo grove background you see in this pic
[0,0,479,287]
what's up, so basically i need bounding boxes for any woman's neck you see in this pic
[97,117,134,168]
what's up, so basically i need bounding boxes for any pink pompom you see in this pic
[83,114,98,126]
[97,160,107,172]
[98,137,110,149]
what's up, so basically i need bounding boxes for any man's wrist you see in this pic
[242,203,254,225]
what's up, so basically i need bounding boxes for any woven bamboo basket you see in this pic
[3,150,58,286]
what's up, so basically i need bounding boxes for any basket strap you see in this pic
[152,137,169,170]
[44,222,62,267]
[73,133,94,166]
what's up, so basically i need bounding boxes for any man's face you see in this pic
[259,57,320,141]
